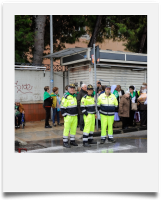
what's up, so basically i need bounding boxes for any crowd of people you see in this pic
[96,81,147,130]
[60,81,147,148]
[15,81,147,149]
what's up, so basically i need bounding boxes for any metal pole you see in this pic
[63,71,65,94]
[50,15,54,119]
[93,44,98,131]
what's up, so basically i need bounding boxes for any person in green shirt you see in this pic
[129,85,139,127]
[43,86,53,128]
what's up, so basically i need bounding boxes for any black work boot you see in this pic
[100,139,105,144]
[88,139,97,144]
[70,141,78,146]
[83,142,91,147]
[108,138,116,143]
[63,142,71,148]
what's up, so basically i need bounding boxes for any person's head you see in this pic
[53,87,58,94]
[129,85,134,93]
[105,85,111,95]
[101,85,105,91]
[78,87,81,92]
[81,84,87,91]
[141,83,147,92]
[87,84,94,96]
[98,87,102,94]
[65,85,68,91]
[125,91,130,98]
[115,85,121,92]
[15,99,20,106]
[44,86,50,93]
[68,84,75,94]
[97,81,101,88]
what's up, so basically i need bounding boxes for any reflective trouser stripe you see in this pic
[83,114,95,136]
[83,132,89,136]
[63,115,77,137]
[108,135,113,138]
[83,132,89,142]
[70,134,75,141]
[101,136,106,140]
[100,114,114,138]
[63,136,68,142]
[88,132,93,140]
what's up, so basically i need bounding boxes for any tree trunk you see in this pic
[33,15,47,64]
[88,16,102,47]
[139,26,147,53]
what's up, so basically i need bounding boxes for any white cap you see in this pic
[15,99,20,103]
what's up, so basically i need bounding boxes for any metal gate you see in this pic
[69,65,90,87]
[93,67,146,91]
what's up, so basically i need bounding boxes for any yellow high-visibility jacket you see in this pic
[60,92,78,117]
[97,92,118,116]
[80,94,96,115]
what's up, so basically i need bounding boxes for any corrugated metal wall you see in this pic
[92,67,146,91]
[69,65,90,86]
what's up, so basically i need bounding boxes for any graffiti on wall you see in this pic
[15,81,33,94]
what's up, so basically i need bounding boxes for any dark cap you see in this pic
[69,84,75,88]
[105,85,111,89]
[87,84,94,90]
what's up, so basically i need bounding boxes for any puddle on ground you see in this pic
[15,135,147,153]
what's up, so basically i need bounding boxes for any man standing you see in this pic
[77,84,87,131]
[61,84,78,148]
[97,81,102,93]
[97,85,118,144]
[80,84,97,147]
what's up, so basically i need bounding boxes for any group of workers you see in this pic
[61,83,118,148]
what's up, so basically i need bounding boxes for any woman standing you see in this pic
[51,87,62,126]
[118,91,131,129]
[137,83,147,127]
[129,85,139,127]
[113,85,125,128]
[44,86,53,128]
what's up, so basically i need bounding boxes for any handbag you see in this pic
[131,103,137,111]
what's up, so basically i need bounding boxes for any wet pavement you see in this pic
[16,130,147,153]
[15,120,147,153]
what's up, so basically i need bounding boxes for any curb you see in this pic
[15,127,147,145]
[93,127,147,137]
[15,139,27,146]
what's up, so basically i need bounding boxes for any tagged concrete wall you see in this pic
[15,70,63,103]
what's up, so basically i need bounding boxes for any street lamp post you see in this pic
[93,44,98,131]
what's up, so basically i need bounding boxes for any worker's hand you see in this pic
[95,114,97,119]
[85,112,88,117]
[22,111,25,114]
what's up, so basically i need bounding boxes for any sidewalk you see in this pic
[15,119,145,145]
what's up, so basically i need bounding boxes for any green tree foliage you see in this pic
[86,15,147,53]
[44,15,87,57]
[15,15,147,64]
[108,15,147,53]
[15,15,35,62]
